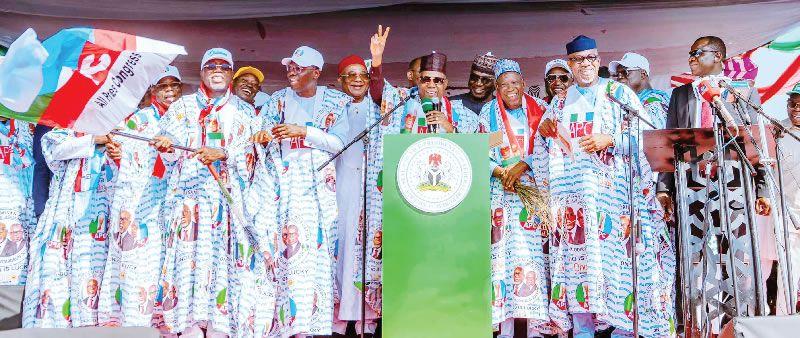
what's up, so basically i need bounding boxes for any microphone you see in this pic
[718,79,752,124]
[422,97,441,133]
[697,79,736,126]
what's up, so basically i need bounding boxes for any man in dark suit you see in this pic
[656,36,771,218]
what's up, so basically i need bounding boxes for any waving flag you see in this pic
[0,27,186,134]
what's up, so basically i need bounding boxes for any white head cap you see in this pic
[201,48,234,70]
[152,65,181,85]
[609,52,650,76]
[545,58,572,75]
[281,46,324,71]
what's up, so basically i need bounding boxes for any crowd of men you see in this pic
[1,24,799,338]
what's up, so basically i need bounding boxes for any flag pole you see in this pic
[109,130,246,223]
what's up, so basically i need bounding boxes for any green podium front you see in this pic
[382,134,490,338]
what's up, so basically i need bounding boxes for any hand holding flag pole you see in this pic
[109,129,246,224]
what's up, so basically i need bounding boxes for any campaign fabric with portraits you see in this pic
[155,89,257,336]
[543,79,675,336]
[23,129,117,328]
[637,88,670,130]
[479,96,552,332]
[244,86,348,337]
[0,119,34,285]
[97,104,178,328]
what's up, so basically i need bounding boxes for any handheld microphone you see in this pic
[422,97,441,133]
[698,79,736,126]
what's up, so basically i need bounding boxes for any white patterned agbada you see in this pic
[156,87,257,336]
[24,129,117,328]
[98,103,177,328]
[480,94,553,334]
[543,78,675,336]
[244,86,348,337]
[0,119,34,285]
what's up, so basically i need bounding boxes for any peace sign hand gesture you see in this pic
[370,25,391,68]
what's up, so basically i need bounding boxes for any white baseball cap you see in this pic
[609,52,650,75]
[545,58,572,75]
[201,48,234,69]
[152,65,182,85]
[281,46,324,71]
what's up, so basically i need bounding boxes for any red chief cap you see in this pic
[337,54,367,75]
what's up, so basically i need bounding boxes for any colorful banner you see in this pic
[382,134,491,338]
[0,27,186,134]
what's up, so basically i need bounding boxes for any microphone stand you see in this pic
[316,93,410,338]
[720,81,798,313]
[606,93,650,337]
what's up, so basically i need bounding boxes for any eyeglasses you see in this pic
[154,82,182,91]
[612,68,642,79]
[340,72,370,81]
[568,55,599,64]
[420,76,446,84]
[202,63,233,71]
[469,74,494,84]
[688,48,719,58]
[286,64,318,73]
[546,74,571,83]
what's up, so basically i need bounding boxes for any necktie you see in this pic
[700,100,713,128]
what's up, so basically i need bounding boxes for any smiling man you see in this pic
[246,45,349,338]
[233,66,268,114]
[655,36,770,221]
[148,48,258,338]
[478,58,550,338]
[543,58,573,109]
[450,52,499,115]
[99,65,183,328]
[610,52,669,129]
[538,35,675,338]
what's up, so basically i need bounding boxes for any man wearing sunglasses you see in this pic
[609,52,669,130]
[247,45,349,338]
[148,48,260,338]
[477,58,550,338]
[98,65,184,328]
[656,36,770,222]
[394,52,478,134]
[331,25,393,337]
[539,35,675,338]
[450,52,499,115]
[233,66,268,115]
[543,58,573,109]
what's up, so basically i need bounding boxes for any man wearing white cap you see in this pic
[543,59,573,110]
[610,52,669,128]
[246,45,349,338]
[150,48,258,337]
[97,65,183,328]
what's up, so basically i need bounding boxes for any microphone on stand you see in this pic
[718,79,752,124]
[698,79,737,126]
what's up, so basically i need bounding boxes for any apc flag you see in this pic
[0,27,186,134]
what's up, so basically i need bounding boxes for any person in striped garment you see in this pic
[479,58,553,338]
[609,52,669,129]
[538,35,675,338]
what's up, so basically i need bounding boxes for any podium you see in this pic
[644,125,777,335]
[382,134,490,338]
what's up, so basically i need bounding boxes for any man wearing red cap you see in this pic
[331,25,390,337]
